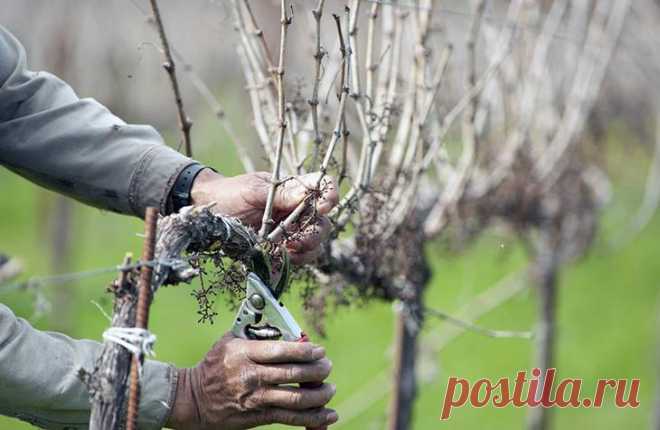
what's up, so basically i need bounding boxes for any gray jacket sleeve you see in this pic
[0,25,195,217]
[0,303,177,429]
[0,26,187,428]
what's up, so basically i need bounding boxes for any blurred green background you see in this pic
[0,115,658,429]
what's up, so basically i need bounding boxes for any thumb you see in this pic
[273,173,319,212]
[273,173,338,215]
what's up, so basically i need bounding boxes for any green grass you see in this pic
[0,118,657,429]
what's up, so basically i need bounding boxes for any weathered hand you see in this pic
[190,170,338,264]
[166,333,337,430]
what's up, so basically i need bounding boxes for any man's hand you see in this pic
[166,333,338,430]
[191,170,338,265]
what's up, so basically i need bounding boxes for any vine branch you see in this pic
[148,0,193,157]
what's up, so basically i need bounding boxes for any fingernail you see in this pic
[330,384,337,395]
[312,346,326,360]
[285,241,303,253]
[326,411,339,423]
[316,200,331,214]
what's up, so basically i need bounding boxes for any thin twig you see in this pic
[419,46,508,173]
[536,0,631,187]
[349,0,379,192]
[363,0,586,45]
[319,11,350,181]
[365,1,380,116]
[615,112,660,246]
[243,0,302,172]
[420,0,524,174]
[309,0,326,171]
[242,0,277,75]
[236,45,277,165]
[148,0,193,157]
[358,1,382,188]
[379,46,453,239]
[267,8,351,243]
[330,6,402,226]
[470,0,568,200]
[130,0,253,171]
[243,0,301,171]
[461,0,486,167]
[424,306,532,339]
[259,0,292,239]
[232,0,280,160]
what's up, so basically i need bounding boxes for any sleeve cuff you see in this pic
[127,144,197,218]
[139,360,179,430]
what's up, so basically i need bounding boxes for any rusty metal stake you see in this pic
[126,207,159,430]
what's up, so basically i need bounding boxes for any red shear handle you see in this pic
[298,333,328,430]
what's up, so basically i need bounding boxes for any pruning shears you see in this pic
[231,252,325,429]
[231,247,306,342]
[231,272,304,341]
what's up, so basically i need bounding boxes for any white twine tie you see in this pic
[103,327,157,358]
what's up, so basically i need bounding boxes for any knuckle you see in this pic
[247,388,268,410]
[294,344,311,357]
[264,342,281,358]
[253,341,281,363]
[250,172,270,193]
[232,338,250,358]
[243,366,261,389]
[262,410,280,425]
[254,171,270,181]
[236,383,257,412]
[287,390,304,407]
[236,394,252,412]
[221,353,235,374]
[307,388,327,408]
[278,184,292,200]
[300,344,315,361]
[268,408,290,425]
[285,365,299,382]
